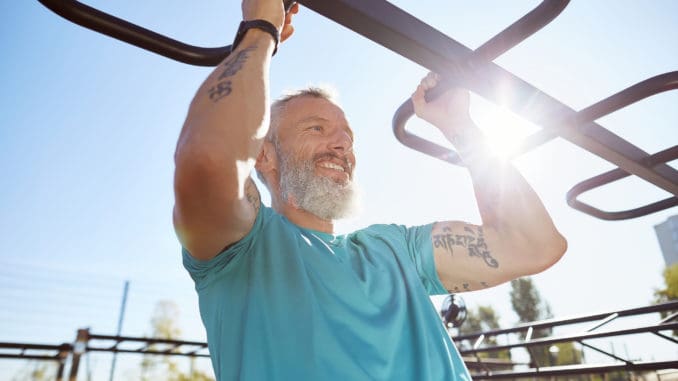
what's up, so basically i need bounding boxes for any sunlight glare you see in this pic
[471,100,541,160]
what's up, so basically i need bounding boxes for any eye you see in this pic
[308,125,324,132]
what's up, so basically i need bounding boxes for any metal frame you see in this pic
[37,0,677,220]
[0,329,209,381]
[2,302,676,380]
[0,342,71,380]
[38,0,678,220]
[452,300,678,379]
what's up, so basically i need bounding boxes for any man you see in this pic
[173,0,567,380]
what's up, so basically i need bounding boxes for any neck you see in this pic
[272,196,335,233]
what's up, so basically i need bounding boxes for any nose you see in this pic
[328,128,353,154]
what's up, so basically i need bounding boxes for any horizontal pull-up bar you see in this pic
[391,0,569,166]
[37,0,296,66]
[38,0,677,219]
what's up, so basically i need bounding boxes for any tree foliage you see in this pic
[459,305,510,361]
[140,300,214,381]
[11,361,53,381]
[510,277,583,371]
[654,263,678,337]
[654,263,678,302]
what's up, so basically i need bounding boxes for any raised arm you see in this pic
[173,1,297,260]
[411,73,567,293]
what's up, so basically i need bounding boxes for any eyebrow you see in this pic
[296,116,354,141]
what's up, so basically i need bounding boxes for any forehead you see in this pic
[276,96,353,137]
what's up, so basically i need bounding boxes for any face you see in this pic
[271,96,359,219]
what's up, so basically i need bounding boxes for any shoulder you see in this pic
[349,222,434,245]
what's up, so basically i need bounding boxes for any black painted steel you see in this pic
[35,0,678,217]
[1,302,676,379]
[451,300,678,379]
[37,0,296,66]
[566,146,678,220]
[390,0,569,165]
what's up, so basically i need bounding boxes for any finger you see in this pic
[422,73,437,90]
[280,24,295,42]
[290,2,300,14]
[411,84,426,111]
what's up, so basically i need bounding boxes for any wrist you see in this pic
[232,20,280,56]
[447,127,491,164]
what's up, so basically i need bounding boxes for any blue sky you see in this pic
[1,0,677,379]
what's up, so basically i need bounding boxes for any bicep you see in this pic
[173,172,261,261]
[431,220,525,292]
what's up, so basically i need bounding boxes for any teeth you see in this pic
[319,162,345,172]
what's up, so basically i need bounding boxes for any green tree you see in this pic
[654,263,678,302]
[11,361,53,381]
[510,277,583,370]
[459,305,511,361]
[140,300,214,381]
[653,263,678,336]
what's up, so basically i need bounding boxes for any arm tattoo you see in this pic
[434,225,499,268]
[245,178,261,215]
[450,281,490,293]
[207,45,257,103]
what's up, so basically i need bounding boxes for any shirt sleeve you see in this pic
[181,205,267,290]
[403,223,449,295]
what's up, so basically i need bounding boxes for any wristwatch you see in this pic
[232,19,280,56]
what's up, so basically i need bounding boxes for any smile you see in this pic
[318,162,346,172]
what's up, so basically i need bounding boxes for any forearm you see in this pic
[176,30,276,173]
[446,125,564,248]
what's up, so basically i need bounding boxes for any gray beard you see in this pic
[278,149,359,220]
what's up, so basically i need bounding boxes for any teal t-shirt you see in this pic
[183,205,470,381]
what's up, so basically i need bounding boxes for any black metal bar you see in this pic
[653,331,678,345]
[37,0,296,67]
[576,72,678,125]
[69,329,89,381]
[470,360,678,379]
[566,145,678,220]
[458,322,678,355]
[86,347,210,358]
[389,0,569,165]
[0,342,72,351]
[578,341,631,364]
[37,0,678,219]
[357,0,678,200]
[0,353,62,360]
[88,333,208,347]
[454,300,678,342]
[584,312,618,332]
[514,71,678,155]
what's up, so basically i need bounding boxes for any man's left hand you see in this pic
[411,72,473,139]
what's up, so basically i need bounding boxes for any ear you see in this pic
[255,140,277,178]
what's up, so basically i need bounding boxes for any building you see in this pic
[654,215,678,266]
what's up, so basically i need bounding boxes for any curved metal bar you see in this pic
[392,0,570,166]
[566,146,678,220]
[577,71,678,125]
[516,71,678,154]
[37,0,297,67]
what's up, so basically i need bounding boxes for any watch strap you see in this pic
[232,19,280,56]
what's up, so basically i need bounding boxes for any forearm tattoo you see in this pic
[245,178,261,214]
[433,225,499,268]
[450,281,490,293]
[207,45,257,103]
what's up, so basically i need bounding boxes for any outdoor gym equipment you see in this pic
[37,0,677,221]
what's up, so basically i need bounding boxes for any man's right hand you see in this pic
[242,0,299,42]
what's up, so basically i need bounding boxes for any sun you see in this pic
[472,102,541,160]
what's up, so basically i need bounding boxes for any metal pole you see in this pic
[69,329,89,381]
[108,280,129,381]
